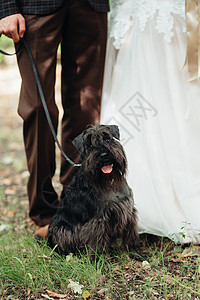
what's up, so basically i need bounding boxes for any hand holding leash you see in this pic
[0,14,25,43]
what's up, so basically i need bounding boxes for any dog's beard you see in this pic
[83,143,127,190]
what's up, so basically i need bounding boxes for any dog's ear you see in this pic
[107,125,120,140]
[72,133,84,153]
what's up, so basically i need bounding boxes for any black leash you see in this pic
[0,37,81,168]
[0,45,21,56]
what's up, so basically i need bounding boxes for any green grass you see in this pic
[0,233,110,299]
[0,232,200,299]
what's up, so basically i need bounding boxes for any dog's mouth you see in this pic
[101,164,113,174]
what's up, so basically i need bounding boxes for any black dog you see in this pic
[48,124,139,260]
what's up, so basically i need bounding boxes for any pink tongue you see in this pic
[101,165,113,174]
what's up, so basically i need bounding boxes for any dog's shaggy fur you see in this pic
[48,124,139,259]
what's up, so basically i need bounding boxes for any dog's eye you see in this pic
[103,133,112,143]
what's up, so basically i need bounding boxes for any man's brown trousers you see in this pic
[16,0,107,226]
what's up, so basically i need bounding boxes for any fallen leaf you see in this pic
[3,178,12,185]
[67,279,84,294]
[170,256,184,263]
[149,275,157,281]
[6,210,15,217]
[3,155,14,165]
[97,288,106,295]
[142,261,151,269]
[46,289,67,299]
[16,291,20,300]
[171,254,183,263]
[66,252,73,262]
[152,289,159,296]
[82,290,91,298]
[1,208,7,216]
[113,265,121,270]
[0,224,10,232]
[181,249,194,258]
[41,294,54,300]
[170,249,194,263]
[5,188,15,195]
[124,265,129,269]
[164,275,177,285]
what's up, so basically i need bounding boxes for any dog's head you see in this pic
[73,124,127,189]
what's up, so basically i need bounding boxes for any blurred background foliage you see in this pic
[0,35,15,64]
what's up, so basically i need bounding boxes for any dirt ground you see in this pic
[0,55,62,234]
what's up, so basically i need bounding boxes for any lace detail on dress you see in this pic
[109,0,186,49]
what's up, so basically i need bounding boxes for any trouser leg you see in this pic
[17,6,68,226]
[60,0,107,186]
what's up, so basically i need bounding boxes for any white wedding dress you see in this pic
[101,0,200,243]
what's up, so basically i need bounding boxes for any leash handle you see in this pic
[21,39,81,168]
